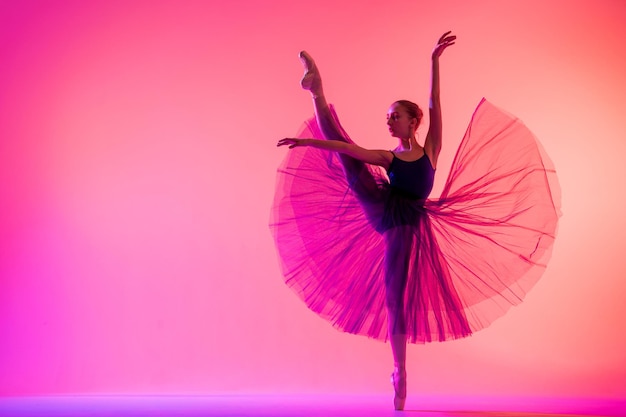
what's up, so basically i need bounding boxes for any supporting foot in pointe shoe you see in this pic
[391,368,407,411]
[298,50,323,97]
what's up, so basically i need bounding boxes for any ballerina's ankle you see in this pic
[394,364,406,374]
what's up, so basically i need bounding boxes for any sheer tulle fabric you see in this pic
[270,98,561,344]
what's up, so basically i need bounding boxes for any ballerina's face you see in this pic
[387,103,416,139]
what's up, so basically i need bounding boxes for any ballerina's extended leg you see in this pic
[299,51,323,97]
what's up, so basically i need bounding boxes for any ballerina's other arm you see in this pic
[277,138,391,168]
[424,31,456,169]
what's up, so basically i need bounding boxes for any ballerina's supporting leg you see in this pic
[384,226,411,410]
[301,49,404,406]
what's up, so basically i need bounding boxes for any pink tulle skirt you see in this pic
[270,98,561,344]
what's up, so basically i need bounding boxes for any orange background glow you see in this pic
[1,0,624,400]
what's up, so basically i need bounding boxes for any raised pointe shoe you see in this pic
[298,50,322,95]
[391,368,407,410]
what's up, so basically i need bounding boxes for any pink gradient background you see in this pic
[1,0,624,400]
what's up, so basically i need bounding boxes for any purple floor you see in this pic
[0,395,624,417]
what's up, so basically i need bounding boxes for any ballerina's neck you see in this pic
[397,137,419,151]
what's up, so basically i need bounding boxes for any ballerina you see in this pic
[273,31,559,411]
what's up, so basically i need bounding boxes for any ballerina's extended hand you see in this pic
[277,138,303,149]
[432,31,456,59]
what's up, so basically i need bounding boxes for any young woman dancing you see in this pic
[272,32,560,410]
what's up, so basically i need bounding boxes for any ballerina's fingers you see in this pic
[437,31,456,44]
[433,31,456,58]
[277,138,300,148]
[438,39,456,51]
[438,30,451,43]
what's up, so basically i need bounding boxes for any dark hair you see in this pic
[394,100,423,129]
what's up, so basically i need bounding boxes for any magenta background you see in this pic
[1,0,624,399]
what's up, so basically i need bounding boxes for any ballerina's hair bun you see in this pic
[395,100,423,129]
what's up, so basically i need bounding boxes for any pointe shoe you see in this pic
[298,50,323,96]
[391,368,407,411]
